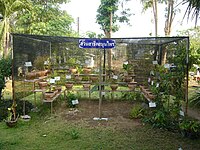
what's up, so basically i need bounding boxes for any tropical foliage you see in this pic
[183,0,200,25]
[0,56,12,99]
[0,0,31,57]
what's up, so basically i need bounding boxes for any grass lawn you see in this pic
[1,109,200,150]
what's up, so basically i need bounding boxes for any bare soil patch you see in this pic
[55,100,141,129]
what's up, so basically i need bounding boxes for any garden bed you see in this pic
[56,100,141,129]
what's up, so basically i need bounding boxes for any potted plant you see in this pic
[38,81,48,90]
[109,75,119,91]
[5,103,18,127]
[83,67,92,74]
[74,66,83,81]
[90,76,99,82]
[123,62,133,75]
[127,81,137,90]
[83,83,91,90]
[43,91,55,100]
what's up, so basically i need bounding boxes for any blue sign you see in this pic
[79,39,115,49]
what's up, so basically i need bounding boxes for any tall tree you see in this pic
[0,0,31,57]
[96,0,131,70]
[164,0,175,36]
[15,3,74,36]
[141,0,158,36]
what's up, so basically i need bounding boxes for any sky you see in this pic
[61,0,199,38]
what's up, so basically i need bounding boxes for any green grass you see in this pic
[0,112,200,150]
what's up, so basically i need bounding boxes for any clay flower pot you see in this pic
[75,75,82,81]
[44,92,55,100]
[83,68,91,74]
[55,86,62,92]
[90,76,98,82]
[70,68,77,74]
[128,83,136,90]
[83,83,91,90]
[124,76,132,82]
[38,81,48,89]
[65,83,73,90]
[110,84,118,91]
[6,119,18,128]
[25,72,36,80]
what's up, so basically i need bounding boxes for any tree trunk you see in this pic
[153,0,158,37]
[105,11,112,71]
[162,0,175,65]
[0,88,2,100]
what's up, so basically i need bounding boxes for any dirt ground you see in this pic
[55,100,142,129]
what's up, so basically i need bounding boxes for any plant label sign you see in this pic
[152,61,158,65]
[24,62,32,67]
[156,83,159,88]
[113,75,118,80]
[72,99,79,105]
[149,102,156,108]
[123,61,128,65]
[44,61,48,65]
[179,110,184,116]
[50,79,56,84]
[101,92,105,96]
[55,76,60,81]
[66,75,72,79]
[79,39,116,49]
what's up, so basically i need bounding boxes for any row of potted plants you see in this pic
[25,69,50,80]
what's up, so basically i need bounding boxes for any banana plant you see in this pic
[0,0,31,57]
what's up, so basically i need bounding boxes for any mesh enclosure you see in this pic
[12,34,189,102]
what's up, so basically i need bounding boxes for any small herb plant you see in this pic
[66,92,78,108]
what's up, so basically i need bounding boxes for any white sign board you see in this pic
[50,79,56,84]
[25,62,32,67]
[152,61,158,65]
[55,76,60,81]
[66,75,72,79]
[113,75,118,80]
[72,99,79,105]
[149,102,156,108]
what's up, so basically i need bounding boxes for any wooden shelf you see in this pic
[24,76,48,82]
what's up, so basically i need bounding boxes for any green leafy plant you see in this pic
[189,90,200,107]
[123,63,133,73]
[66,92,78,108]
[0,57,12,99]
[70,129,79,140]
[179,118,200,139]
[130,104,144,119]
[121,92,136,101]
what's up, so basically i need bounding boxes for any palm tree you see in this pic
[183,0,200,25]
[0,0,31,57]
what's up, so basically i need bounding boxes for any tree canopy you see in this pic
[15,3,75,36]
[96,0,132,38]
